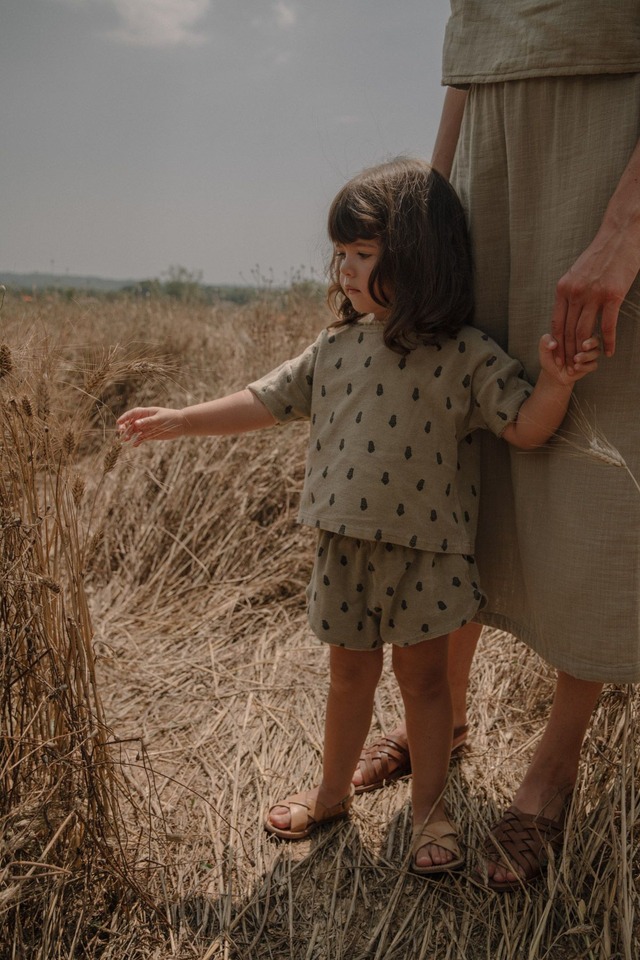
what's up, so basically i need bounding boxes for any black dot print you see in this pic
[404,446,412,460]
[340,555,348,566]
[497,411,508,421]
[452,577,461,587]
[416,581,423,592]
[322,466,329,478]
[446,397,452,410]
[328,335,336,344]
[438,601,447,610]
[321,385,326,397]
[360,497,368,511]
[417,479,425,491]
[335,358,343,369]
[409,535,417,547]
[356,583,364,592]
[316,439,322,451]
[445,483,451,496]
[306,374,313,386]
[398,357,407,370]
[462,374,471,388]
[497,377,505,389]
[389,619,396,628]
[368,441,375,453]
[347,382,353,395]
[356,410,363,423]
[458,341,466,353]
[323,575,330,585]
[486,355,497,367]
[358,332,364,343]
[376,384,384,396]
[341,601,349,612]
[322,620,330,630]
[381,471,390,485]
[386,586,394,597]
[374,529,382,541]
[285,404,293,414]
[412,387,420,401]
[434,366,443,377]
[397,503,405,516]
[430,510,437,521]
[436,452,443,464]
[346,467,354,479]
[329,493,335,505]
[339,524,346,535]
[389,415,397,428]
[441,539,448,551]
[364,356,372,367]
[424,421,431,433]
[339,438,345,450]
[421,624,429,633]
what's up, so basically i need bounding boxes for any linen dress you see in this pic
[443,1,640,681]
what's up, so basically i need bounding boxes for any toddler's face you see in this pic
[335,238,389,321]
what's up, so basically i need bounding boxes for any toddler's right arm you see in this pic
[117,389,276,447]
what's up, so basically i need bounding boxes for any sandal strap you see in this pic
[357,735,411,787]
[412,819,461,858]
[485,803,566,880]
[271,787,354,834]
[356,724,470,791]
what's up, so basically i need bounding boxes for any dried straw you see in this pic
[1,293,638,959]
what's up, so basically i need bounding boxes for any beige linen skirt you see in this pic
[452,73,640,682]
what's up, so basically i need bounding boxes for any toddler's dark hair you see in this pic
[327,157,474,353]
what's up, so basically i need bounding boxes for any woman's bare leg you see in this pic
[486,671,603,885]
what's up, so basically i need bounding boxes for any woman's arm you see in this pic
[552,137,640,364]
[117,389,276,446]
[430,87,468,179]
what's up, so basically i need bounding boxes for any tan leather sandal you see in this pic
[353,723,469,795]
[264,785,355,841]
[411,818,464,875]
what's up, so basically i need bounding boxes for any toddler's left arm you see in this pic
[501,334,599,449]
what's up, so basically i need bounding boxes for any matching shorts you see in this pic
[307,531,486,651]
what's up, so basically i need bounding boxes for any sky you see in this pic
[2,0,451,286]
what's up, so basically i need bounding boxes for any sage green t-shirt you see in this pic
[248,322,532,553]
[442,0,640,86]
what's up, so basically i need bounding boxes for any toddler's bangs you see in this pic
[328,189,382,245]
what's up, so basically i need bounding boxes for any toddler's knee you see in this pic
[392,658,448,702]
[329,648,382,695]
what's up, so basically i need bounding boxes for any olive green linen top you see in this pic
[442,0,640,86]
[248,322,531,553]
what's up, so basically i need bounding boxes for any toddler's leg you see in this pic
[392,636,459,869]
[267,645,383,831]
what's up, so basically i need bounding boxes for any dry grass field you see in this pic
[1,289,638,959]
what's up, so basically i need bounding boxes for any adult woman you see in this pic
[354,0,640,887]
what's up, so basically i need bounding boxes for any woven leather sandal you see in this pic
[411,818,464,875]
[484,799,570,890]
[353,723,469,795]
[264,785,355,841]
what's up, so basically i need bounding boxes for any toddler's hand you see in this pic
[539,333,600,385]
[117,406,185,445]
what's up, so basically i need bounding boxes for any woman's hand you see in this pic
[551,137,640,366]
[551,231,639,367]
[117,406,186,445]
